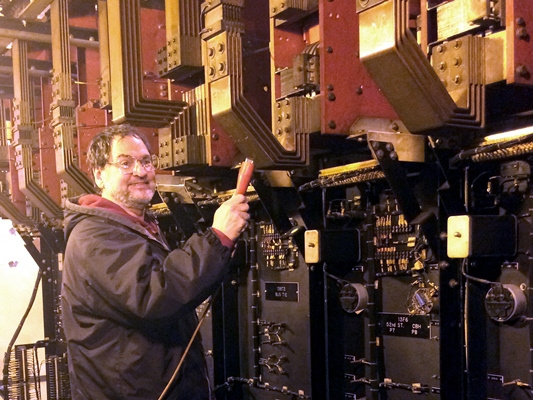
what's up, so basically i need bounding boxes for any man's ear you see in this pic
[94,168,105,191]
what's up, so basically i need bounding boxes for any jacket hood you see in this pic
[64,196,90,243]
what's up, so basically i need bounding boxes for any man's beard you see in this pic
[111,183,155,211]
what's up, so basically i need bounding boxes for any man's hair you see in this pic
[86,124,152,171]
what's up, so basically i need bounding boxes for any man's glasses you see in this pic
[107,154,159,175]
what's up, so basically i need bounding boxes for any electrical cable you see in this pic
[1,269,43,398]
[461,258,494,285]
[157,287,221,400]
[450,132,533,165]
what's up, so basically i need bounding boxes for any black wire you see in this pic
[461,258,494,285]
[157,287,221,400]
[450,132,533,165]
[2,269,43,394]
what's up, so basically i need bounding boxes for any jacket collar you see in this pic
[65,195,169,250]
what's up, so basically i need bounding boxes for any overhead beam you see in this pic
[0,17,99,49]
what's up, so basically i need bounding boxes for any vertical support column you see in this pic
[50,0,94,196]
[12,39,63,221]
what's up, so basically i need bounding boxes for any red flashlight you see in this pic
[235,158,254,195]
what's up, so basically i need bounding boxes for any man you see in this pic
[61,124,250,400]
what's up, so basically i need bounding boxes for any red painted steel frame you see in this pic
[320,0,398,135]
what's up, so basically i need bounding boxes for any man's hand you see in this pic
[212,194,250,241]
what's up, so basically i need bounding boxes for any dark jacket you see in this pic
[61,196,232,400]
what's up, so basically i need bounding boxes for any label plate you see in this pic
[265,282,299,302]
[379,313,431,338]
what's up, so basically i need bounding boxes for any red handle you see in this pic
[236,158,254,195]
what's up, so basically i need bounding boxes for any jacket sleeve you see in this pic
[64,216,233,321]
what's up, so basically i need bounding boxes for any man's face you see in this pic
[96,135,156,216]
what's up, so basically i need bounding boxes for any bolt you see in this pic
[517,27,529,39]
[326,46,333,53]
[390,151,398,160]
[452,75,461,85]
[449,279,459,288]
[438,61,446,71]
[213,155,220,162]
[385,142,394,151]
[516,64,530,78]
[516,17,526,27]
[327,92,336,101]
[211,133,219,140]
[376,149,384,159]
[328,120,336,129]
[355,86,363,95]
[327,84,334,91]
